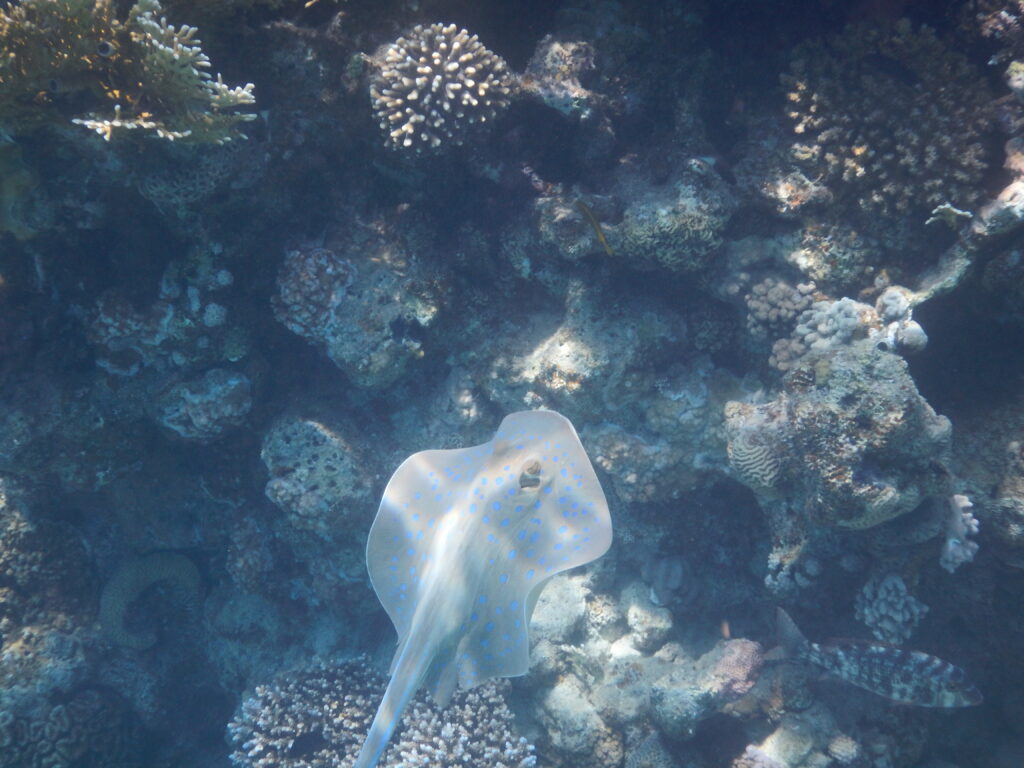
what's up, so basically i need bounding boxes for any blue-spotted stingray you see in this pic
[354,409,612,768]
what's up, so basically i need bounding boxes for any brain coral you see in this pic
[783,20,994,221]
[99,552,202,649]
[227,657,535,768]
[370,23,513,152]
[726,337,952,529]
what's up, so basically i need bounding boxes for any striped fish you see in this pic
[776,608,982,707]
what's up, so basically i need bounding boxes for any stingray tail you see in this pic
[353,635,434,768]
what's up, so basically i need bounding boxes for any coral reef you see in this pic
[370,23,512,152]
[260,413,374,539]
[854,572,929,644]
[782,20,993,222]
[0,0,255,142]
[228,657,535,768]
[99,551,202,649]
[727,337,952,530]
[0,1,1018,766]
[154,367,253,441]
[272,224,445,388]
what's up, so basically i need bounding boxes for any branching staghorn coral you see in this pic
[0,0,255,143]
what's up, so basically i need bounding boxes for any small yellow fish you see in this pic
[575,200,613,257]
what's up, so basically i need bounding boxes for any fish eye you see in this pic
[519,458,542,489]
[96,40,117,57]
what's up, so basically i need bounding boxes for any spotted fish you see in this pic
[776,608,982,707]
[354,410,613,768]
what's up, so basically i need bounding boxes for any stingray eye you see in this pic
[519,458,542,489]
[96,40,117,57]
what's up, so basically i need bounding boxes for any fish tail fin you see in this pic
[775,607,811,659]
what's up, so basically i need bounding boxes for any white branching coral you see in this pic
[370,23,512,152]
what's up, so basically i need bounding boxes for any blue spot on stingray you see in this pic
[500,518,510,527]
[508,549,517,559]
[412,513,419,520]
[485,622,494,632]
[554,543,563,551]
[406,548,415,557]
[510,600,519,610]
[517,530,526,541]
[414,492,421,500]
[500,573,509,584]
[494,606,503,615]
[487,534,496,543]
[544,487,553,494]
[559,525,568,534]
[479,595,487,605]
[483,515,490,524]
[492,501,502,511]
[526,549,535,558]
[529,532,540,543]
[495,477,503,485]
[526,569,535,579]
[515,505,524,513]
[561,468,568,478]
[531,518,542,526]
[470,503,477,513]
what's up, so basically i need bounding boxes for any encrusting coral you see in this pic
[370,23,513,152]
[0,0,255,143]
